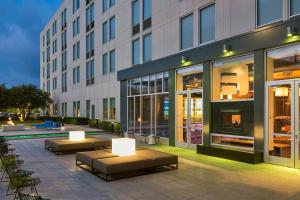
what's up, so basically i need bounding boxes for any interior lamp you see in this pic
[69,131,85,141]
[275,87,289,97]
[112,138,136,156]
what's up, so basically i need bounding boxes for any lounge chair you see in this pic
[44,137,111,154]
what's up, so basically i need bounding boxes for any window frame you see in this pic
[256,0,284,28]
[180,13,194,51]
[199,3,216,46]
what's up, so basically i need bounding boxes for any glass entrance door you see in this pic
[265,80,300,168]
[176,90,203,149]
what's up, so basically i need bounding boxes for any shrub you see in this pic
[88,119,97,127]
[113,122,121,133]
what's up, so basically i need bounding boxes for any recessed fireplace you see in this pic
[222,110,243,131]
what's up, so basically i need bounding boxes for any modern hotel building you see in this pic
[41,0,300,167]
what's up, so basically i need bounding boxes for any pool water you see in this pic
[2,131,103,140]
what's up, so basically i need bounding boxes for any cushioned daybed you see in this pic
[45,137,111,154]
[76,149,178,181]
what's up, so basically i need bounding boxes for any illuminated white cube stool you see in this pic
[112,138,136,156]
[69,131,85,141]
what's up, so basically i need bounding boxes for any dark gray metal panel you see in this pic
[120,80,128,133]
[254,50,265,153]
[203,62,211,147]
[118,16,300,81]
[168,69,176,146]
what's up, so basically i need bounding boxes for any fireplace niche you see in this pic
[211,101,254,150]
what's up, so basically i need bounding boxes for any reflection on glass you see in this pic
[135,96,141,133]
[163,72,169,92]
[156,73,163,93]
[177,65,203,91]
[190,93,203,145]
[128,97,134,132]
[176,94,188,143]
[156,94,169,137]
[267,44,300,81]
[212,55,254,101]
[142,96,151,135]
[268,84,291,158]
[142,76,149,94]
[211,134,254,150]
[150,75,155,93]
[131,78,141,95]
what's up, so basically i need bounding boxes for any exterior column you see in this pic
[254,50,265,153]
[120,80,128,133]
[203,62,211,147]
[168,69,176,146]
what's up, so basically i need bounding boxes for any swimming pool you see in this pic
[2,131,104,140]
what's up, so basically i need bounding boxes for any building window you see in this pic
[132,39,140,65]
[110,0,116,7]
[212,54,254,101]
[143,0,151,30]
[86,59,95,85]
[73,0,80,13]
[176,65,203,91]
[180,14,193,50]
[61,30,67,50]
[73,66,80,84]
[46,47,50,62]
[62,102,67,117]
[102,53,109,75]
[73,16,80,37]
[52,21,57,36]
[109,50,115,72]
[86,100,90,118]
[143,33,151,62]
[86,3,94,31]
[132,0,140,35]
[62,72,67,92]
[86,31,94,58]
[103,21,108,44]
[73,101,80,117]
[199,3,215,44]
[103,98,109,119]
[46,64,50,79]
[46,29,50,46]
[257,0,283,26]
[110,97,116,119]
[291,0,300,16]
[52,77,57,90]
[103,0,109,12]
[47,80,50,93]
[52,58,57,72]
[61,8,67,30]
[52,39,57,54]
[109,16,115,40]
[267,44,300,81]
[127,71,169,137]
[62,51,67,71]
[73,41,80,61]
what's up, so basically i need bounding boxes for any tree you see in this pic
[0,84,8,111]
[9,85,53,121]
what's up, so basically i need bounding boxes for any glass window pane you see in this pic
[142,95,151,135]
[156,94,169,137]
[132,39,140,65]
[103,0,109,12]
[257,0,282,26]
[143,34,152,62]
[143,0,151,20]
[109,50,115,72]
[180,14,193,50]
[156,73,163,93]
[103,22,108,43]
[103,53,108,74]
[150,74,155,93]
[135,96,141,133]
[267,44,300,81]
[200,4,215,43]
[176,65,203,91]
[131,78,141,95]
[163,72,169,92]
[212,55,254,101]
[109,16,115,40]
[291,0,300,16]
[128,97,134,132]
[110,98,116,119]
[132,0,140,26]
[103,98,108,119]
[142,76,149,94]
[110,0,115,7]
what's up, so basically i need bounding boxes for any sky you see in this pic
[0,0,62,88]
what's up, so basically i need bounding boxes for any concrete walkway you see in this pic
[1,136,300,199]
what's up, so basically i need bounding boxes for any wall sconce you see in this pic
[287,26,297,37]
[223,44,231,53]
[181,56,190,64]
